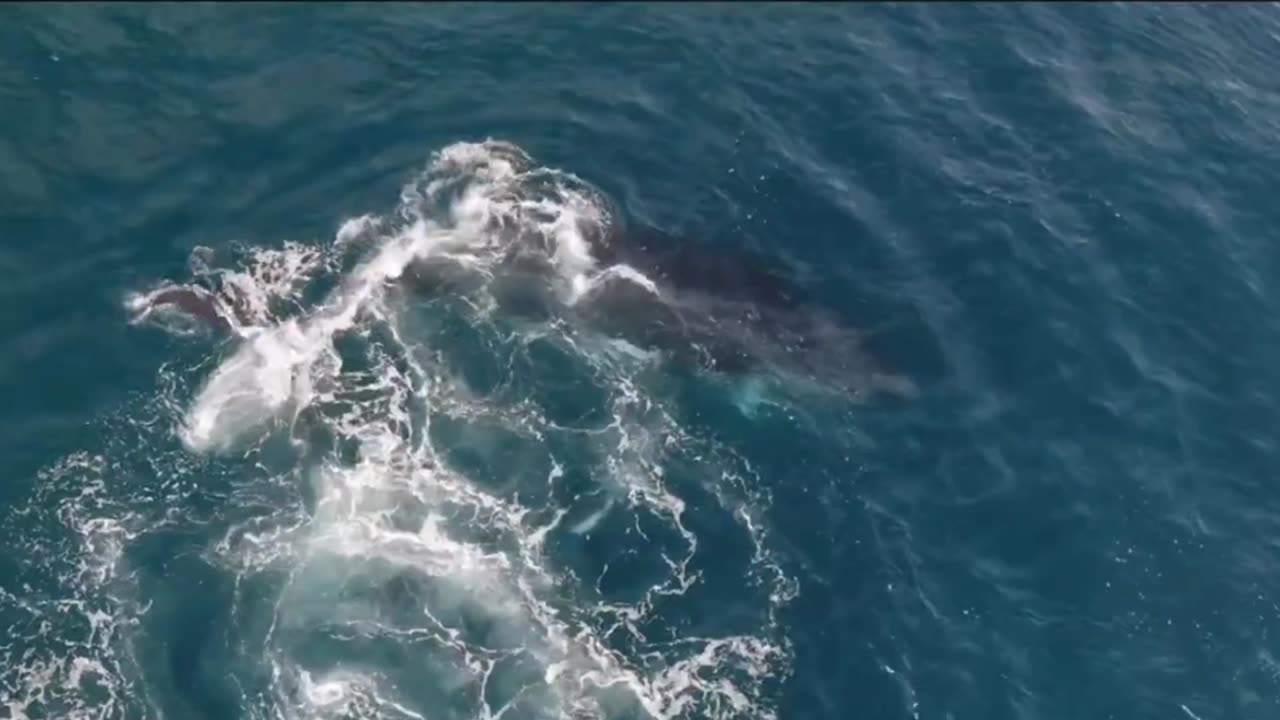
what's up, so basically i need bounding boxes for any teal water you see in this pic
[3,5,1280,720]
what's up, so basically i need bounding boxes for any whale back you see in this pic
[594,225,806,312]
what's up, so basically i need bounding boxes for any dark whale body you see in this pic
[132,286,249,336]
[573,225,915,398]
[143,224,914,399]
[586,226,806,311]
[394,223,914,398]
[147,288,233,332]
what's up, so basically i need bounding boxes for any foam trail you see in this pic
[18,140,796,720]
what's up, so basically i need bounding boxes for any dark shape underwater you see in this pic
[135,223,917,401]
[573,224,918,400]
[131,285,247,336]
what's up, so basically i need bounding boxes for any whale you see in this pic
[400,222,916,399]
[134,224,915,401]
[571,225,917,398]
[127,285,251,336]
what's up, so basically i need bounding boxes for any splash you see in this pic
[10,140,796,720]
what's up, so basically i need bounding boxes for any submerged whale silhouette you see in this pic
[402,223,915,398]
[137,225,914,400]
[573,225,916,397]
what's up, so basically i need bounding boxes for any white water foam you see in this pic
[0,452,146,720]
[124,241,331,340]
[15,140,796,720]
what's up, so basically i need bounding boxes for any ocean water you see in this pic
[2,4,1279,720]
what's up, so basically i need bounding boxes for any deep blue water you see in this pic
[3,5,1280,720]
